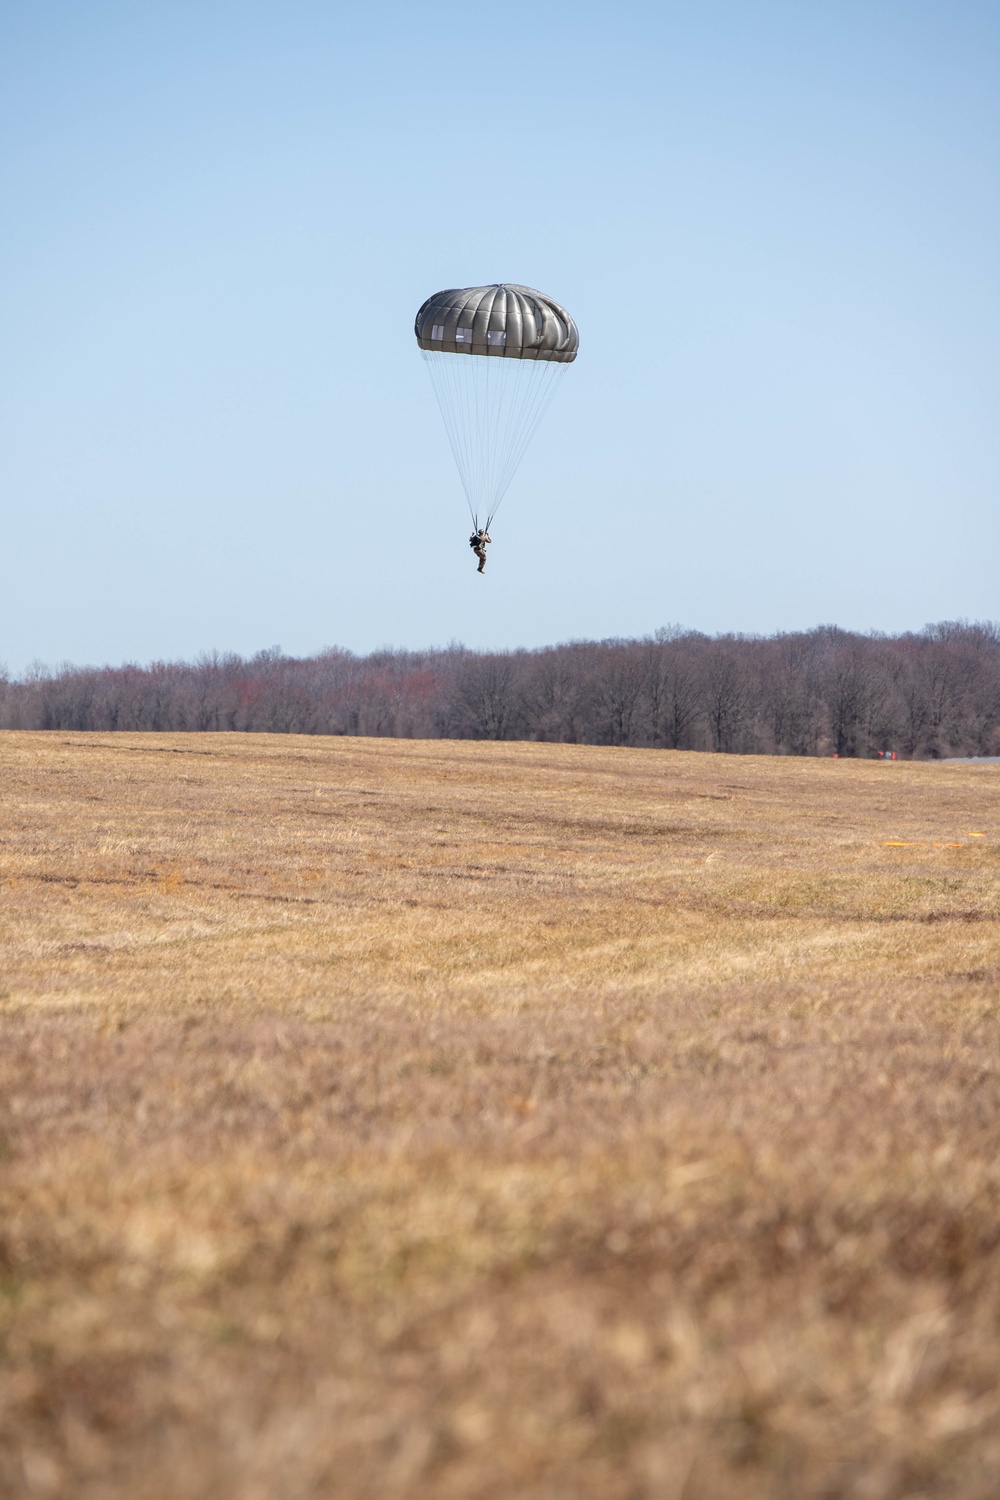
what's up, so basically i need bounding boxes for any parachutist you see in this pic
[469,529,491,573]
[416,286,577,553]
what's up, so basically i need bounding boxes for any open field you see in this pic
[2,731,1000,1499]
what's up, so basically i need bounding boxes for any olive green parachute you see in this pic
[415,284,579,362]
[415,283,579,530]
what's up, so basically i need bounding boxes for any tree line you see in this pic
[2,622,999,758]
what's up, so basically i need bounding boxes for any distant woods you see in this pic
[3,622,999,759]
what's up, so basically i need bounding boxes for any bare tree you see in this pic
[593,644,644,745]
[520,650,589,742]
[701,643,751,753]
[451,654,521,740]
[819,635,881,757]
[6,622,998,759]
[642,631,704,749]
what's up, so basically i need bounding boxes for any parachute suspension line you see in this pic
[484,358,567,530]
[442,352,473,522]
[421,350,568,532]
[422,349,480,527]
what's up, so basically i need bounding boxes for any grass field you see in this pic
[2,731,999,1499]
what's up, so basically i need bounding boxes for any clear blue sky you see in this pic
[1,1,997,673]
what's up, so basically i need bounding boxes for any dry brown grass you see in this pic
[1,731,999,1499]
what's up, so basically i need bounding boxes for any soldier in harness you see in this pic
[469,528,491,574]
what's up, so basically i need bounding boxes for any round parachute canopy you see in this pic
[415,284,578,530]
[414,284,579,362]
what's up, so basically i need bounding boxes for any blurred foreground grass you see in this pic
[1,732,999,1499]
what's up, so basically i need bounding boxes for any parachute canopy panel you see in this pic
[414,284,579,362]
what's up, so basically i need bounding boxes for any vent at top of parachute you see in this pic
[414,284,579,362]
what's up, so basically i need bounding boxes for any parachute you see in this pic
[415,284,579,533]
